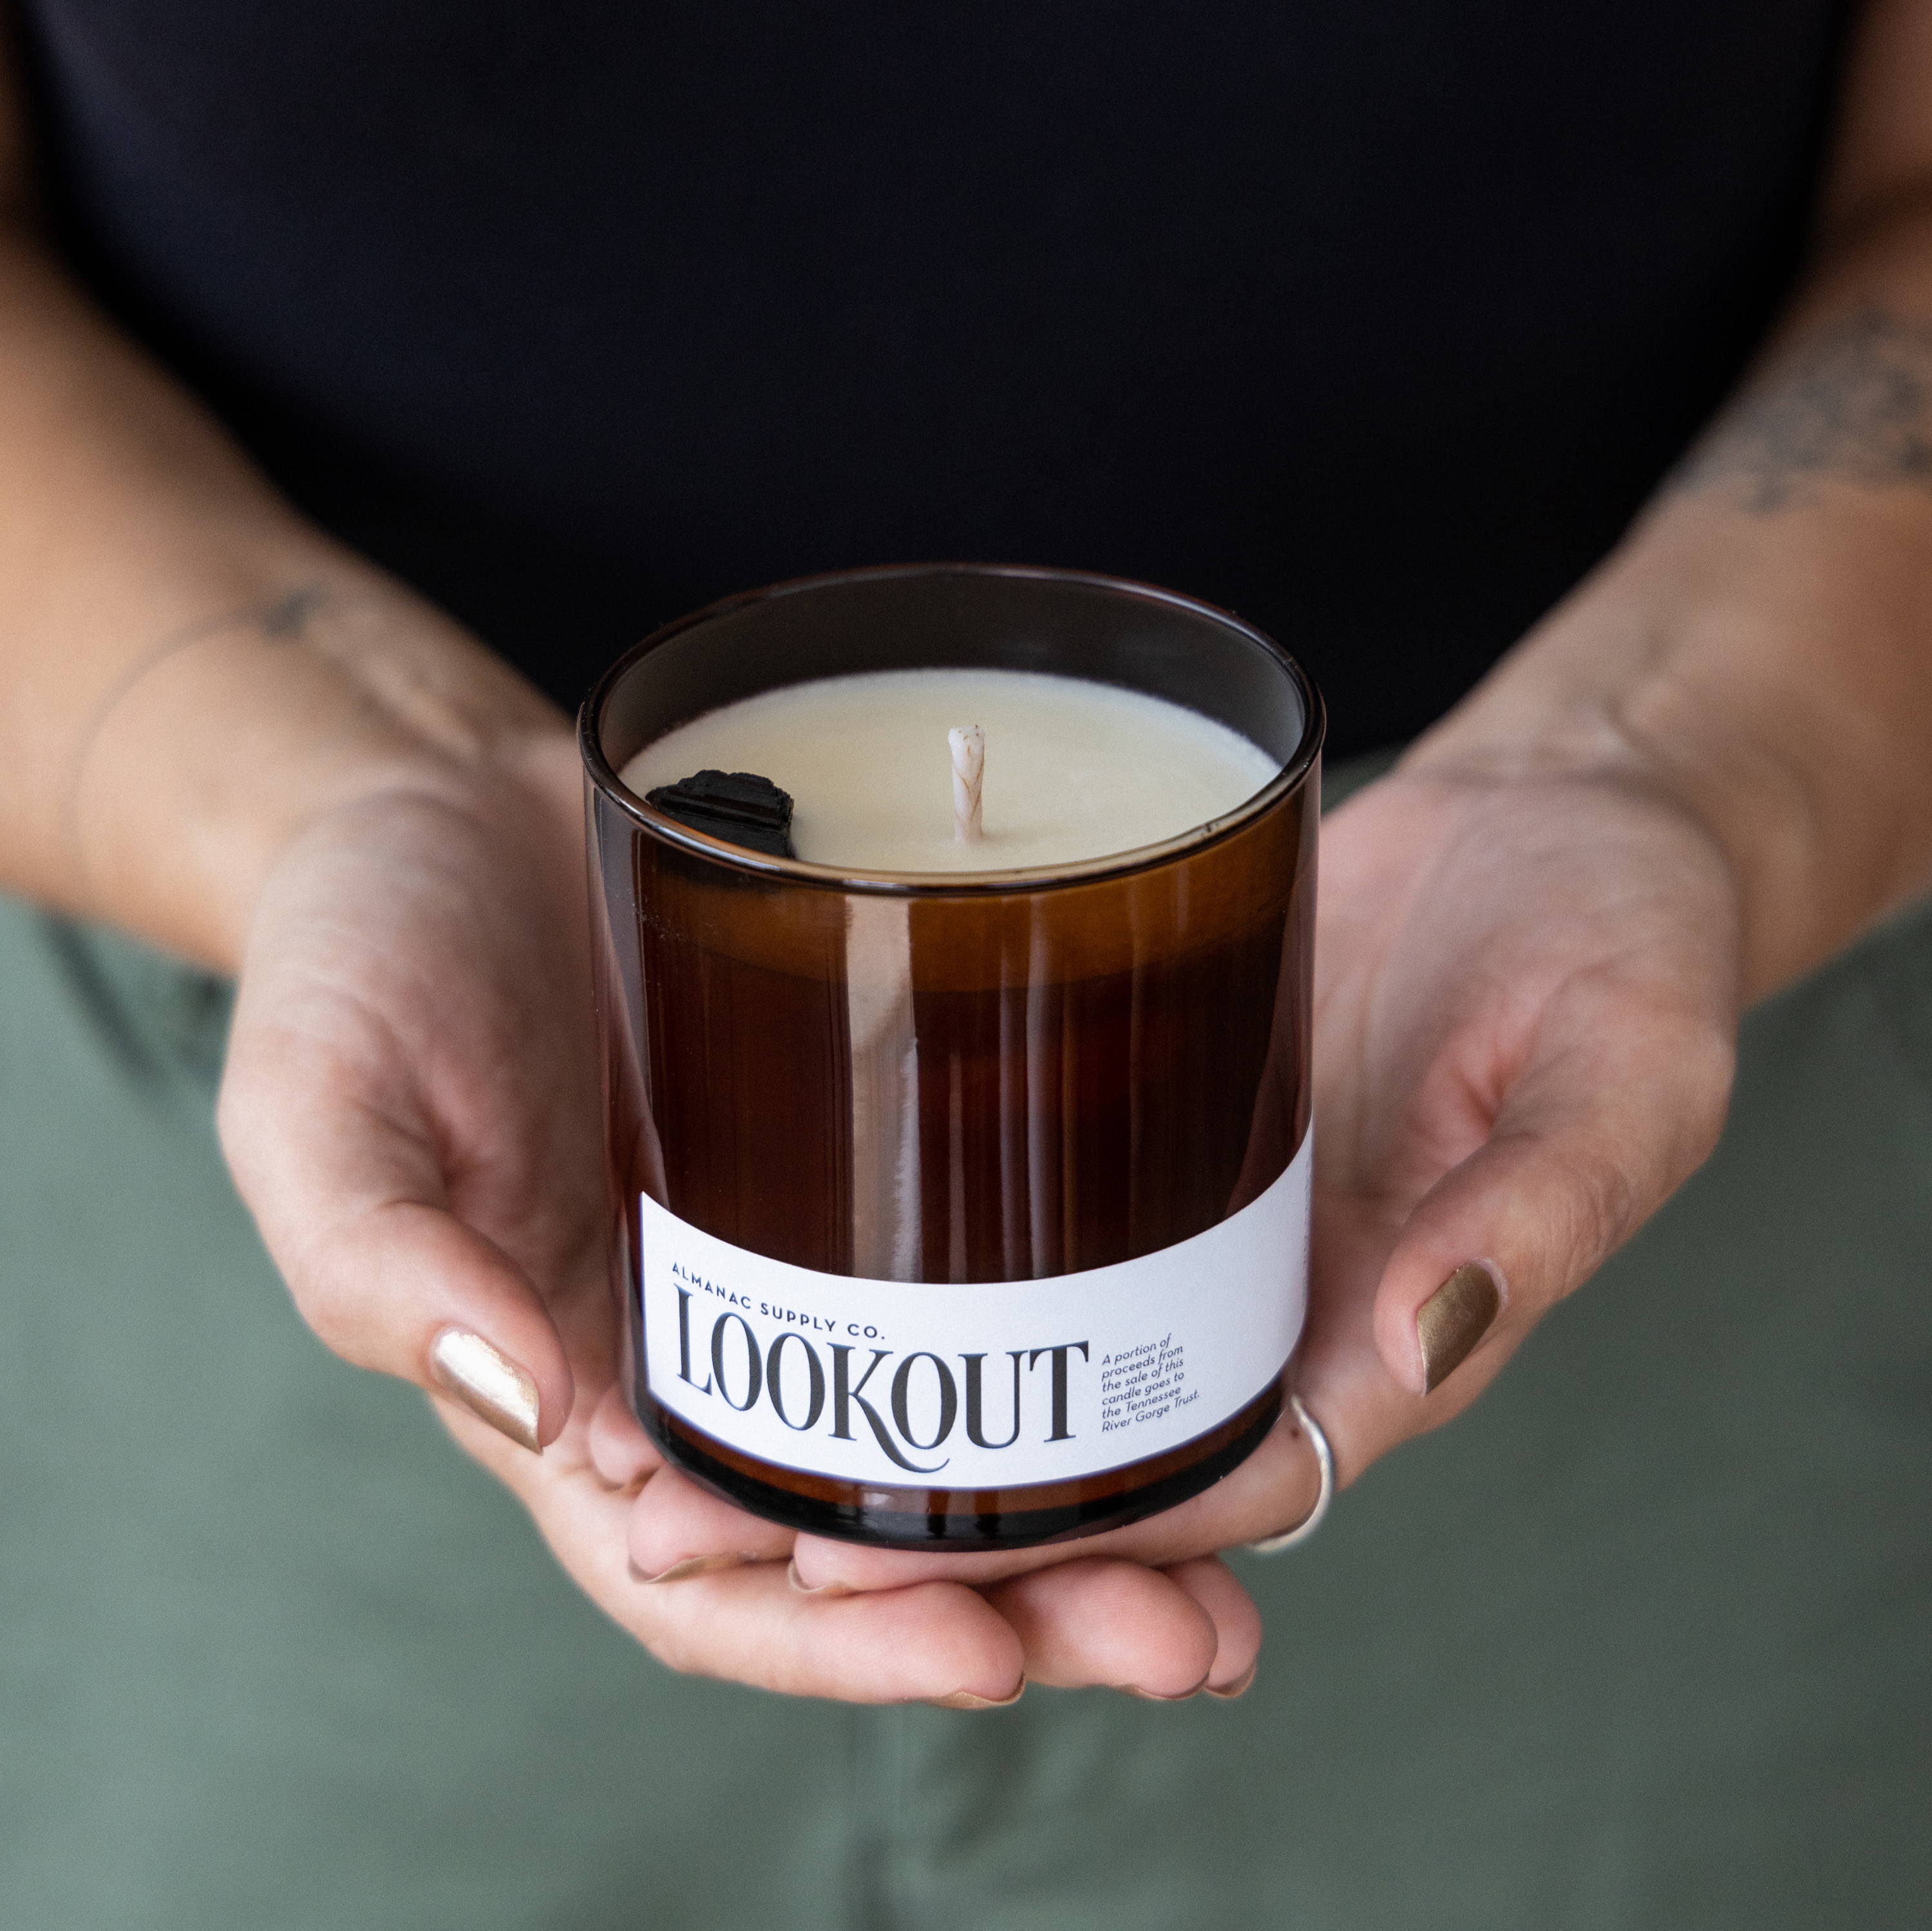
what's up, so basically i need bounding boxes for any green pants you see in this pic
[3,798,1927,1926]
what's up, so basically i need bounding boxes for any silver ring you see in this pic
[1245,1394,1335,1554]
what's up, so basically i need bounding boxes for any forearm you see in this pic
[1410,196,1932,1001]
[0,221,557,971]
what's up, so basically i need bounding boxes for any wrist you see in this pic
[1403,578,1910,1001]
[67,567,565,972]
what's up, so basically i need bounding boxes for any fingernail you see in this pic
[786,1559,853,1597]
[632,1554,750,1585]
[929,1679,1026,1710]
[1417,1263,1502,1392]
[1206,1663,1258,1702]
[1121,1681,1207,1703]
[428,1326,542,1451]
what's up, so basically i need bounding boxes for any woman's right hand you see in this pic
[215,708,1249,1705]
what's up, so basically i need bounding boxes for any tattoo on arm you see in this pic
[1671,308,1932,513]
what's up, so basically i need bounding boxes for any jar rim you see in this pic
[578,562,1326,897]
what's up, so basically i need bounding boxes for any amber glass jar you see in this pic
[582,565,1321,1550]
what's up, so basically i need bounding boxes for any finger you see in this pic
[787,1395,1327,1594]
[587,1380,661,1489]
[625,1464,794,1579]
[1371,999,1734,1404]
[220,1044,575,1450]
[649,1565,1025,1704]
[982,1558,1218,1698]
[1162,1556,1264,1695]
[499,1448,1025,1704]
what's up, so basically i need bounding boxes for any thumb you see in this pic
[218,1042,576,1453]
[1370,999,1734,1405]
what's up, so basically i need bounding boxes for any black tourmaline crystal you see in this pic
[643,769,796,858]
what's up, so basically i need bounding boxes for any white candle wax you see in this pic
[620,667,1278,871]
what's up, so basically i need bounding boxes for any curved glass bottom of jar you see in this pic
[639,1380,1283,1550]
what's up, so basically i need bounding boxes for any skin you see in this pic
[5,3,1932,1704]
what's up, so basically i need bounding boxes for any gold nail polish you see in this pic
[1206,1663,1257,1701]
[1417,1263,1502,1393]
[786,1560,854,1597]
[633,1553,751,1585]
[928,1679,1026,1710]
[427,1327,542,1452]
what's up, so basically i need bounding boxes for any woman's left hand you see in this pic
[612,750,1744,1697]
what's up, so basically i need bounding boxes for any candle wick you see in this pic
[949,725,985,844]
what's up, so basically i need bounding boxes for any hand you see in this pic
[216,724,1240,1702]
[672,757,1741,1675]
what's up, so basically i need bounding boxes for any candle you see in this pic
[618,669,1279,872]
[583,566,1322,1551]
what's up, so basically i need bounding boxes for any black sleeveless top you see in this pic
[17,3,1848,754]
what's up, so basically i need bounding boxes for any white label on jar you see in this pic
[638,1131,1310,1489]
